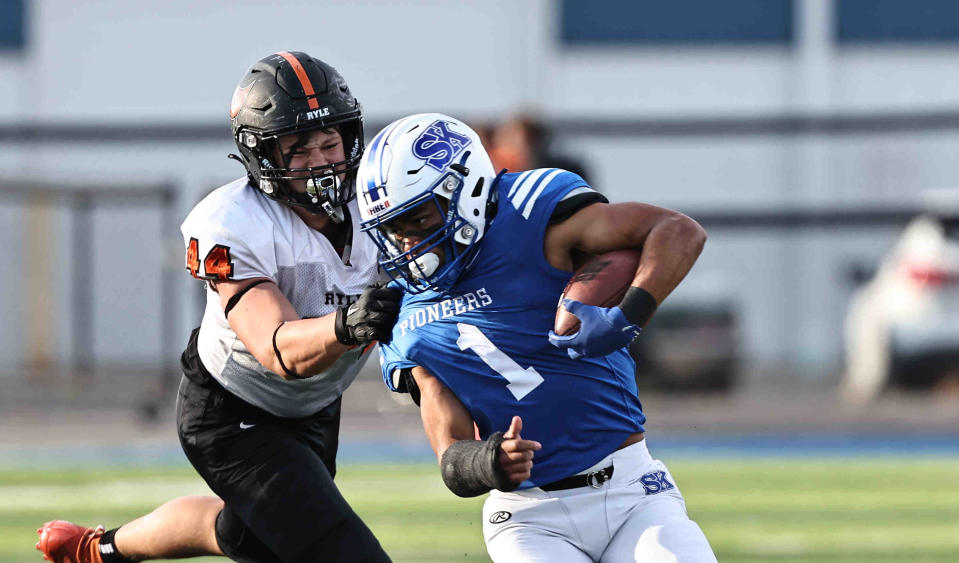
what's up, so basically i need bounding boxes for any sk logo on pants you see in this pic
[640,471,675,495]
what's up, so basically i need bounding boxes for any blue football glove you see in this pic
[547,299,642,359]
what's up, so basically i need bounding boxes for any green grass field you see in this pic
[4,458,958,562]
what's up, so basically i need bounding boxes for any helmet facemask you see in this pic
[229,51,364,222]
[364,171,480,293]
[236,118,362,222]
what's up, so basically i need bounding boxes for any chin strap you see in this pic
[410,252,441,279]
[307,175,347,223]
[322,201,345,223]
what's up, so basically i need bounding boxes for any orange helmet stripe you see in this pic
[276,51,320,110]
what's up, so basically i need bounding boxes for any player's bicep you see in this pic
[411,366,476,459]
[546,201,686,264]
[218,279,299,361]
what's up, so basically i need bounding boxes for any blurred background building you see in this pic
[2,0,959,412]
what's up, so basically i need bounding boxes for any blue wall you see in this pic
[837,0,959,43]
[560,0,794,45]
[0,0,25,50]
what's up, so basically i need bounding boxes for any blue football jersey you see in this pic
[379,168,646,489]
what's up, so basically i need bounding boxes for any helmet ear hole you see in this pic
[470,178,485,198]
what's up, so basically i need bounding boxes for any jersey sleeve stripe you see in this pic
[521,169,564,219]
[507,170,535,199]
[561,186,598,200]
[509,168,549,210]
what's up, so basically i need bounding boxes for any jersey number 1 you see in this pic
[456,323,544,401]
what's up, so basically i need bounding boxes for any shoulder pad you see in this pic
[180,181,278,281]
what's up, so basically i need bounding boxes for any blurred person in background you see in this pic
[489,112,592,185]
[842,211,959,405]
[359,113,714,562]
[470,119,496,151]
[36,51,397,563]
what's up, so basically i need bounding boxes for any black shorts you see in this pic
[177,329,390,563]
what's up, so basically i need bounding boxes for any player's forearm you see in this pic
[630,213,706,304]
[413,367,476,462]
[424,417,476,464]
[267,313,350,379]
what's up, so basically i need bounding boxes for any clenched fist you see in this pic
[334,285,402,346]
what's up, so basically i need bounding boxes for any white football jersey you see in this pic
[180,178,382,417]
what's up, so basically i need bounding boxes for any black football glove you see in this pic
[334,285,402,346]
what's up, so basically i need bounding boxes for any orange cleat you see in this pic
[35,520,105,563]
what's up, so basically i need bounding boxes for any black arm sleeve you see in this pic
[440,432,519,497]
[548,191,608,225]
[400,368,421,406]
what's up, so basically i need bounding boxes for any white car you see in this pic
[842,209,959,404]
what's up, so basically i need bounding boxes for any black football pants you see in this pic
[176,374,391,563]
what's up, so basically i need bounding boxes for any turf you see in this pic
[4,458,958,562]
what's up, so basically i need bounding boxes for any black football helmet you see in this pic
[229,51,363,221]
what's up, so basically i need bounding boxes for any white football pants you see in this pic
[482,439,716,562]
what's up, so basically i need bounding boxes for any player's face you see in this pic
[378,200,446,255]
[277,128,346,191]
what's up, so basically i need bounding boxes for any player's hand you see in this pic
[497,416,541,485]
[334,285,402,346]
[547,299,641,359]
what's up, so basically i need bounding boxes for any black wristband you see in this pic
[333,306,356,346]
[617,286,658,327]
[440,431,518,497]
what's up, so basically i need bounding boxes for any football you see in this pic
[554,249,642,336]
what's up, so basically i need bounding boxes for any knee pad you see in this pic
[214,507,281,563]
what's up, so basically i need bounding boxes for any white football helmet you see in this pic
[358,113,497,293]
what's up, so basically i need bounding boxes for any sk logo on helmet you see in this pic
[412,120,471,171]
